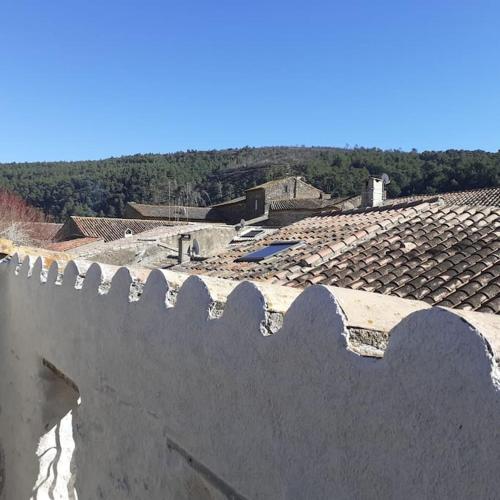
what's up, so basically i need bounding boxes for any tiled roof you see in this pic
[245,177,300,192]
[294,204,500,314]
[182,202,431,280]
[212,196,246,207]
[72,222,217,257]
[128,202,220,221]
[46,237,102,252]
[269,197,342,211]
[386,186,500,207]
[56,216,183,243]
[10,222,62,242]
[180,199,500,314]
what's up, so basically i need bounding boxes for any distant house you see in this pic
[124,177,350,227]
[178,185,500,315]
[243,177,324,219]
[264,195,361,226]
[54,216,182,243]
[124,203,222,223]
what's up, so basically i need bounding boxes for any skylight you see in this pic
[236,241,300,262]
[241,229,263,238]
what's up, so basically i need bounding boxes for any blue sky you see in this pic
[0,0,499,162]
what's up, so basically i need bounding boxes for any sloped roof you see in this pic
[179,198,500,314]
[269,195,359,211]
[245,176,322,193]
[56,216,183,243]
[6,222,63,242]
[212,196,246,208]
[386,186,500,207]
[181,201,430,280]
[128,202,221,221]
[72,222,217,257]
[293,204,499,314]
[245,177,296,192]
[46,237,102,252]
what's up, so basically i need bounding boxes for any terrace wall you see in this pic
[0,255,499,499]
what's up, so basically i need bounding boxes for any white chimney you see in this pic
[178,234,191,264]
[361,177,385,208]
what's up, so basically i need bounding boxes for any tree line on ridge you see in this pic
[0,146,498,221]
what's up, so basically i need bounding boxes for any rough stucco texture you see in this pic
[0,255,499,499]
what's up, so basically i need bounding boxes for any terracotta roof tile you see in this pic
[56,216,184,243]
[24,222,63,242]
[127,202,222,221]
[178,195,500,314]
[46,237,102,252]
[269,197,348,211]
[0,222,63,243]
[386,186,500,207]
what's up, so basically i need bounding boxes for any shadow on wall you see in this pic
[31,360,80,500]
[0,442,4,498]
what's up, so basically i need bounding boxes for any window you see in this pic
[241,229,263,239]
[236,241,300,262]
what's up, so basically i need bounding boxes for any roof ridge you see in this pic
[320,198,440,217]
[386,185,500,208]
[444,203,500,212]
[245,176,309,192]
[390,185,499,199]
[130,201,210,209]
[71,215,174,224]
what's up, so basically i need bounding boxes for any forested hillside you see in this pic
[0,146,498,221]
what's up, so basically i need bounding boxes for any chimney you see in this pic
[361,177,386,208]
[178,233,191,264]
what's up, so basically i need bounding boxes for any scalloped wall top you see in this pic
[3,252,500,355]
[0,251,499,499]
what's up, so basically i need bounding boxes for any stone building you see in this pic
[124,176,351,226]
[243,176,324,219]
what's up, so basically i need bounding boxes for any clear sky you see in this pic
[0,0,499,162]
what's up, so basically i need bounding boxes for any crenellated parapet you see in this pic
[0,253,499,499]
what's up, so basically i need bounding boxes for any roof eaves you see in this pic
[212,196,247,207]
[245,177,299,192]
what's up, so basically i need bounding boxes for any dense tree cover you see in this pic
[0,146,498,221]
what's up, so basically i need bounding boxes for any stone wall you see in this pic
[259,177,323,204]
[211,200,246,225]
[245,188,266,219]
[293,177,324,199]
[72,224,237,268]
[0,254,499,499]
[245,178,324,220]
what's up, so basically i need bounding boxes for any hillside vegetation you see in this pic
[0,146,498,221]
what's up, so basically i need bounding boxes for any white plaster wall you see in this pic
[0,255,499,499]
